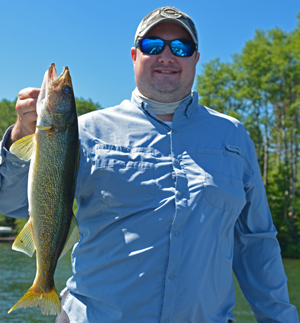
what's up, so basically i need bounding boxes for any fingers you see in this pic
[5,87,41,150]
[16,98,37,115]
[17,87,40,100]
[15,87,40,136]
[16,88,39,117]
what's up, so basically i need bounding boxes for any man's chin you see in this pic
[150,88,186,103]
[153,82,180,94]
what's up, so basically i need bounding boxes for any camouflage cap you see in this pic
[134,6,198,45]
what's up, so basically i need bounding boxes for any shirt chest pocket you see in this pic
[191,147,247,216]
[92,146,156,209]
[204,171,246,216]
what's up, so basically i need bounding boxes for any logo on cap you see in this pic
[160,7,182,19]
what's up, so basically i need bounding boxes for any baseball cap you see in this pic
[134,6,198,45]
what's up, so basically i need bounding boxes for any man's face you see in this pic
[131,22,200,103]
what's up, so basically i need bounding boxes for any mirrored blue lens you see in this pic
[141,38,164,54]
[171,40,194,57]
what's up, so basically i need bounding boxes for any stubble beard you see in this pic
[137,78,191,103]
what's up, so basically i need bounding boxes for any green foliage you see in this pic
[196,14,300,257]
[0,98,17,138]
[0,212,15,227]
[75,97,101,116]
[196,58,243,118]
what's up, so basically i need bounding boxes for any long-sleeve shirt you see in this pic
[0,91,298,323]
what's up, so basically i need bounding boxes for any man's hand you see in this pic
[5,87,40,150]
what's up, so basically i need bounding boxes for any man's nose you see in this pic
[158,45,175,64]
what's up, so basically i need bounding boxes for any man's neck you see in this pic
[134,88,191,121]
[157,113,173,122]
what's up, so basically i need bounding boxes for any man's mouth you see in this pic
[155,70,178,74]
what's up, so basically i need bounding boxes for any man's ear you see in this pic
[131,47,137,64]
[195,52,200,64]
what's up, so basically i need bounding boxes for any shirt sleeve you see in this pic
[0,126,30,219]
[233,139,299,322]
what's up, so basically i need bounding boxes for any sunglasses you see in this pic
[135,37,197,57]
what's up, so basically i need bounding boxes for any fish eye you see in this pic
[62,85,72,94]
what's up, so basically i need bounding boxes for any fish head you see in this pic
[36,63,77,131]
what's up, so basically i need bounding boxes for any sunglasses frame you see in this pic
[135,37,198,57]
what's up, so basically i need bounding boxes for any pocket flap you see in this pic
[225,144,242,156]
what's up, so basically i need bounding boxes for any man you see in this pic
[0,6,298,323]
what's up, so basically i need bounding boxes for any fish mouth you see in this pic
[48,63,57,82]
[48,64,73,90]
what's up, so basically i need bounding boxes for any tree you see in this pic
[75,97,101,116]
[196,58,244,119]
[0,99,17,139]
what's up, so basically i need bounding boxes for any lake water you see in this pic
[0,242,299,322]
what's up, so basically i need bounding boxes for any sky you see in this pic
[0,0,299,109]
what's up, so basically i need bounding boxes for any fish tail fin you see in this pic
[8,285,61,315]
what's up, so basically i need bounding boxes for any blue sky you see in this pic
[0,0,299,108]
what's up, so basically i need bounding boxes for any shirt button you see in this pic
[12,162,19,167]
[177,192,183,197]
[168,273,174,280]
[174,159,180,164]
[173,231,179,237]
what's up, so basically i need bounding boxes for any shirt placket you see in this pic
[160,122,189,323]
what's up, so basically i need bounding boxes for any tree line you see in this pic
[196,14,300,257]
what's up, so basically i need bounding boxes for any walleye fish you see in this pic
[8,64,80,315]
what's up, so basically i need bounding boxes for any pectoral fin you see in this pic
[10,134,35,161]
[36,125,52,131]
[36,116,52,131]
[12,218,36,257]
[59,214,80,260]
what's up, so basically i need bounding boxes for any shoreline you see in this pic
[0,236,15,242]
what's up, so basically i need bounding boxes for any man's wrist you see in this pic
[5,126,15,151]
[5,134,13,151]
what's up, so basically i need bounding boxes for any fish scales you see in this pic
[9,64,80,315]
[30,127,77,284]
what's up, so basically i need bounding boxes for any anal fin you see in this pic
[12,218,36,257]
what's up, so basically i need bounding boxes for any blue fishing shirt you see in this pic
[0,91,298,322]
